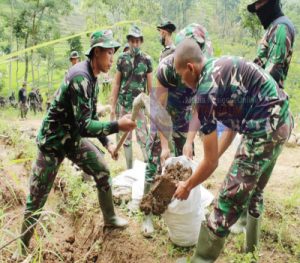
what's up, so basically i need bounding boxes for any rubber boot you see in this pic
[124,144,133,169]
[97,188,128,228]
[141,182,154,237]
[230,209,247,234]
[190,223,225,263]
[12,212,38,260]
[245,212,261,253]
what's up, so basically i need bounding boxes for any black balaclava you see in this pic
[248,0,284,29]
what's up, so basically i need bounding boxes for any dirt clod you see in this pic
[140,162,192,215]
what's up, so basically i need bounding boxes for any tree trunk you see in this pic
[31,50,35,86]
[24,33,29,83]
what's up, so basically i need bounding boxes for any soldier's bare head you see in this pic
[174,38,205,89]
[91,47,115,74]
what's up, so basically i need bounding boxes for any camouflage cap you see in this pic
[126,25,143,41]
[85,30,121,57]
[175,23,206,46]
[247,0,279,13]
[157,20,176,33]
[70,51,80,59]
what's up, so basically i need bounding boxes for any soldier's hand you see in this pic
[110,110,116,121]
[174,181,190,200]
[160,146,171,166]
[106,144,119,160]
[117,114,136,132]
[183,142,193,160]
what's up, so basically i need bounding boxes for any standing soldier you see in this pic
[231,0,296,234]
[13,30,136,260]
[174,39,293,262]
[249,0,295,90]
[69,50,80,66]
[18,82,28,120]
[141,24,213,237]
[36,88,43,112]
[111,25,153,169]
[28,89,39,115]
[157,20,176,61]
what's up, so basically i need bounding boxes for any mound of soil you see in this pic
[140,162,192,215]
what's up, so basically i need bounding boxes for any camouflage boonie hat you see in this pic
[175,23,206,46]
[157,20,176,33]
[70,51,80,59]
[126,25,143,41]
[85,30,121,57]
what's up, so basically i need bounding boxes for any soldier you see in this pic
[157,20,176,61]
[13,30,136,259]
[174,39,293,262]
[36,88,43,112]
[28,89,39,115]
[69,50,80,66]
[18,82,28,120]
[231,0,296,234]
[111,25,153,169]
[122,43,130,53]
[249,0,295,90]
[9,91,17,108]
[141,24,213,237]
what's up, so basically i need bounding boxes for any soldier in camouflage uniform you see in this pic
[249,0,295,90]
[141,24,213,237]
[111,25,153,169]
[13,30,136,259]
[18,82,28,119]
[157,20,176,61]
[174,39,293,262]
[28,89,39,115]
[231,0,296,235]
[69,50,80,66]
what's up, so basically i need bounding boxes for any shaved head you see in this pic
[174,38,203,69]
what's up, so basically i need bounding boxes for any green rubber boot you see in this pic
[97,188,128,228]
[245,212,261,253]
[191,222,226,263]
[124,144,133,169]
[141,182,154,237]
[12,212,38,260]
[230,209,247,234]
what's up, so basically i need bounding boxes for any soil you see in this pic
[140,162,192,215]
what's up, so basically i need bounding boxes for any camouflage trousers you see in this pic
[207,112,293,237]
[29,101,37,115]
[19,102,28,119]
[145,128,187,183]
[25,138,111,214]
[116,103,148,154]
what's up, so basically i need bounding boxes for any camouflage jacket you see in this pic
[196,56,289,137]
[254,16,295,89]
[37,60,118,155]
[159,44,176,62]
[117,50,152,110]
[157,54,195,132]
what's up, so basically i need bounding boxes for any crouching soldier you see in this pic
[174,39,293,262]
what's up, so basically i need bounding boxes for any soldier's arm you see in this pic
[111,71,121,115]
[146,56,153,94]
[146,72,153,94]
[264,24,292,84]
[218,128,237,158]
[69,75,119,138]
[156,80,170,161]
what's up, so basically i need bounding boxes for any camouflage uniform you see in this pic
[254,16,295,89]
[28,90,39,115]
[157,21,177,62]
[116,26,152,160]
[20,31,124,250]
[159,43,176,62]
[145,24,213,183]
[194,56,293,237]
